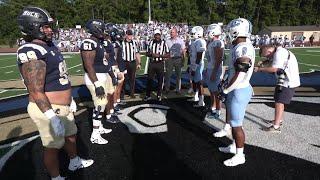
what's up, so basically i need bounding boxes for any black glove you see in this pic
[108,70,118,86]
[94,81,105,99]
[217,83,227,103]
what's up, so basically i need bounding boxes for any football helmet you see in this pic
[207,24,222,38]
[226,18,252,43]
[86,19,105,40]
[191,26,203,39]
[17,6,56,41]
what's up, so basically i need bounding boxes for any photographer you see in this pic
[254,45,300,133]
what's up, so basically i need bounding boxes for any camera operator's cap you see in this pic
[126,29,133,35]
[154,29,161,35]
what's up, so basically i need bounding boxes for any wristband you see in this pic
[44,109,56,119]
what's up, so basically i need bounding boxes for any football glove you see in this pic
[94,81,105,99]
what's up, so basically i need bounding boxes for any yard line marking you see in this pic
[0,57,16,61]
[0,90,8,94]
[306,50,320,53]
[5,71,13,74]
[0,64,16,69]
[298,62,320,68]
[67,63,82,70]
[76,70,81,72]
[295,53,320,57]
[0,93,29,100]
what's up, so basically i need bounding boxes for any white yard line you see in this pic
[295,53,320,57]
[0,57,15,61]
[0,90,8,94]
[67,63,82,70]
[0,65,16,69]
[298,62,320,68]
[0,93,29,100]
[4,71,13,74]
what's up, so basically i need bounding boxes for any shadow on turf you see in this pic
[1,98,320,180]
[250,97,320,116]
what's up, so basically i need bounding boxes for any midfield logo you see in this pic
[118,104,170,134]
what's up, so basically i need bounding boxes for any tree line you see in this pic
[0,0,319,46]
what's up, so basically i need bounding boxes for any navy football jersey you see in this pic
[80,38,108,73]
[17,42,71,92]
[103,40,117,66]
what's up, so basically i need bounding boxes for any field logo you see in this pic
[118,104,169,133]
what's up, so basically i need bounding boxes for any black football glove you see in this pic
[94,81,106,99]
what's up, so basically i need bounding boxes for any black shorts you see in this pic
[274,86,295,104]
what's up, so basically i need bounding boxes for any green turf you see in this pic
[0,47,319,99]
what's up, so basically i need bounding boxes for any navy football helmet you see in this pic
[86,19,105,40]
[17,6,57,41]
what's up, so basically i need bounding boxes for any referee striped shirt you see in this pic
[121,39,139,62]
[148,40,169,62]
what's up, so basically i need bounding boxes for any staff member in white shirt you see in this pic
[164,27,186,94]
[255,45,300,133]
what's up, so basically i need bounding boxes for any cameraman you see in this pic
[254,45,300,133]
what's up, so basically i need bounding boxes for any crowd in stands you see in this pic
[17,22,318,52]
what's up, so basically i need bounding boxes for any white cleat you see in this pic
[98,126,112,134]
[68,157,94,171]
[223,154,246,167]
[218,143,236,154]
[213,129,228,137]
[90,132,108,145]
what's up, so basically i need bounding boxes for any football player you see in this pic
[190,26,206,106]
[80,19,113,145]
[17,7,94,180]
[205,24,224,119]
[217,18,255,166]
[102,26,124,123]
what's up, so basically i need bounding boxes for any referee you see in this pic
[144,29,170,101]
[121,29,141,98]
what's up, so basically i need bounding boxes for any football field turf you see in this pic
[0,47,320,99]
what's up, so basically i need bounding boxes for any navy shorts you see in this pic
[274,86,295,104]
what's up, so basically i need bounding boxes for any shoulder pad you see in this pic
[80,39,97,51]
[17,44,47,64]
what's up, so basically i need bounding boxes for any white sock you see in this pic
[106,114,111,119]
[70,156,80,165]
[216,110,221,115]
[224,123,231,130]
[199,95,204,101]
[92,128,100,134]
[92,120,101,127]
[273,125,280,129]
[195,91,199,97]
[117,99,120,103]
[113,103,117,107]
[110,109,114,114]
[52,175,63,180]
[236,148,244,155]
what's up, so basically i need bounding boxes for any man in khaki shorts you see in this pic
[80,19,113,144]
[17,7,93,180]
